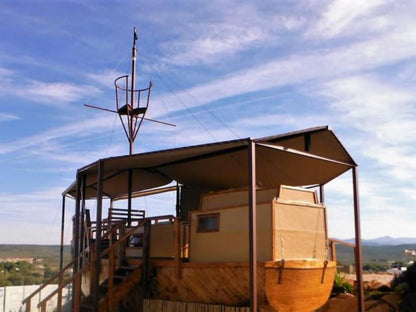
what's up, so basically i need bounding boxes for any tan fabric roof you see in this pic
[63,126,356,200]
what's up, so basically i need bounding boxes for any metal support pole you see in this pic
[72,172,82,308]
[60,195,66,271]
[352,167,364,312]
[319,185,325,204]
[248,139,257,312]
[129,28,137,156]
[175,183,181,218]
[128,169,133,226]
[80,176,86,262]
[93,160,104,310]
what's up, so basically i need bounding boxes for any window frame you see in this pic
[196,213,220,233]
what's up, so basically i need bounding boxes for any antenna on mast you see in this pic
[85,27,175,155]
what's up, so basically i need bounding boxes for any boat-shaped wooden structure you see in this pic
[22,30,364,312]
[22,126,365,312]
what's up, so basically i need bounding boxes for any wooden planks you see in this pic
[143,299,250,312]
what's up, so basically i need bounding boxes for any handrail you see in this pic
[22,245,93,312]
[329,238,356,264]
[37,259,91,312]
[36,222,146,311]
[32,216,181,312]
[329,238,356,248]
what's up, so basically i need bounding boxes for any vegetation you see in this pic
[0,245,71,270]
[391,262,416,311]
[336,244,414,270]
[331,272,354,297]
[0,261,50,286]
[0,245,71,286]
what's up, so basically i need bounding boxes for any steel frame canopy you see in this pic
[62,125,365,312]
[63,125,355,200]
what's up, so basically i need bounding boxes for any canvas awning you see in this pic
[63,125,356,200]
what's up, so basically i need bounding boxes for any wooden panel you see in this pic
[190,203,272,262]
[272,200,326,260]
[277,185,318,204]
[152,262,266,307]
[200,188,278,210]
[150,222,175,258]
[143,299,251,312]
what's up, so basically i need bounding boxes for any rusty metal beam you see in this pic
[59,195,66,271]
[352,167,364,312]
[72,172,81,309]
[93,160,104,310]
[248,139,257,312]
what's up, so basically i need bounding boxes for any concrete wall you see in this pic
[0,284,71,312]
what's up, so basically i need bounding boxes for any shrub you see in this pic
[331,271,354,297]
[391,262,416,311]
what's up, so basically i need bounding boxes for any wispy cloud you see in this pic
[0,114,114,155]
[149,24,416,119]
[0,66,102,108]
[0,112,19,122]
[87,70,125,88]
[25,80,101,106]
[159,3,304,66]
[309,0,387,38]
[0,187,69,244]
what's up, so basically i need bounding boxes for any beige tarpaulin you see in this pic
[63,126,355,200]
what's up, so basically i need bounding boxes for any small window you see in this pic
[197,213,219,232]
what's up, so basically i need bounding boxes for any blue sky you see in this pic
[1,0,415,244]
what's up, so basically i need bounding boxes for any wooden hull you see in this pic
[264,260,336,312]
[149,259,336,312]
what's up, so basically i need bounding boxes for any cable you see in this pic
[138,51,241,142]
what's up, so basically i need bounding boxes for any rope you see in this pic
[138,52,241,142]
[275,200,285,260]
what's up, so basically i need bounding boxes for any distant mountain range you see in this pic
[342,236,416,246]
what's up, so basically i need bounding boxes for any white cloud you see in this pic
[0,115,115,155]
[0,112,19,122]
[0,187,71,244]
[310,0,387,38]
[87,70,125,88]
[160,4,305,66]
[149,22,416,120]
[25,80,101,106]
[318,74,416,183]
[0,66,102,107]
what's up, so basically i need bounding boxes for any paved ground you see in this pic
[346,273,395,286]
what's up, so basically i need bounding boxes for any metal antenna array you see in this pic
[85,27,175,155]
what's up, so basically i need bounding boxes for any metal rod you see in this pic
[129,28,137,155]
[319,185,325,204]
[72,172,81,308]
[352,167,364,312]
[93,160,104,311]
[248,139,257,312]
[128,169,133,226]
[84,103,176,127]
[59,195,66,271]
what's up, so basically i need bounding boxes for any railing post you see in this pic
[108,244,115,310]
[57,270,63,312]
[73,273,81,312]
[23,297,31,312]
[331,241,337,261]
[173,218,181,279]
[40,302,47,312]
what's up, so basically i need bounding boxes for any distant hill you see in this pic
[336,243,416,266]
[342,236,416,246]
[0,245,71,269]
